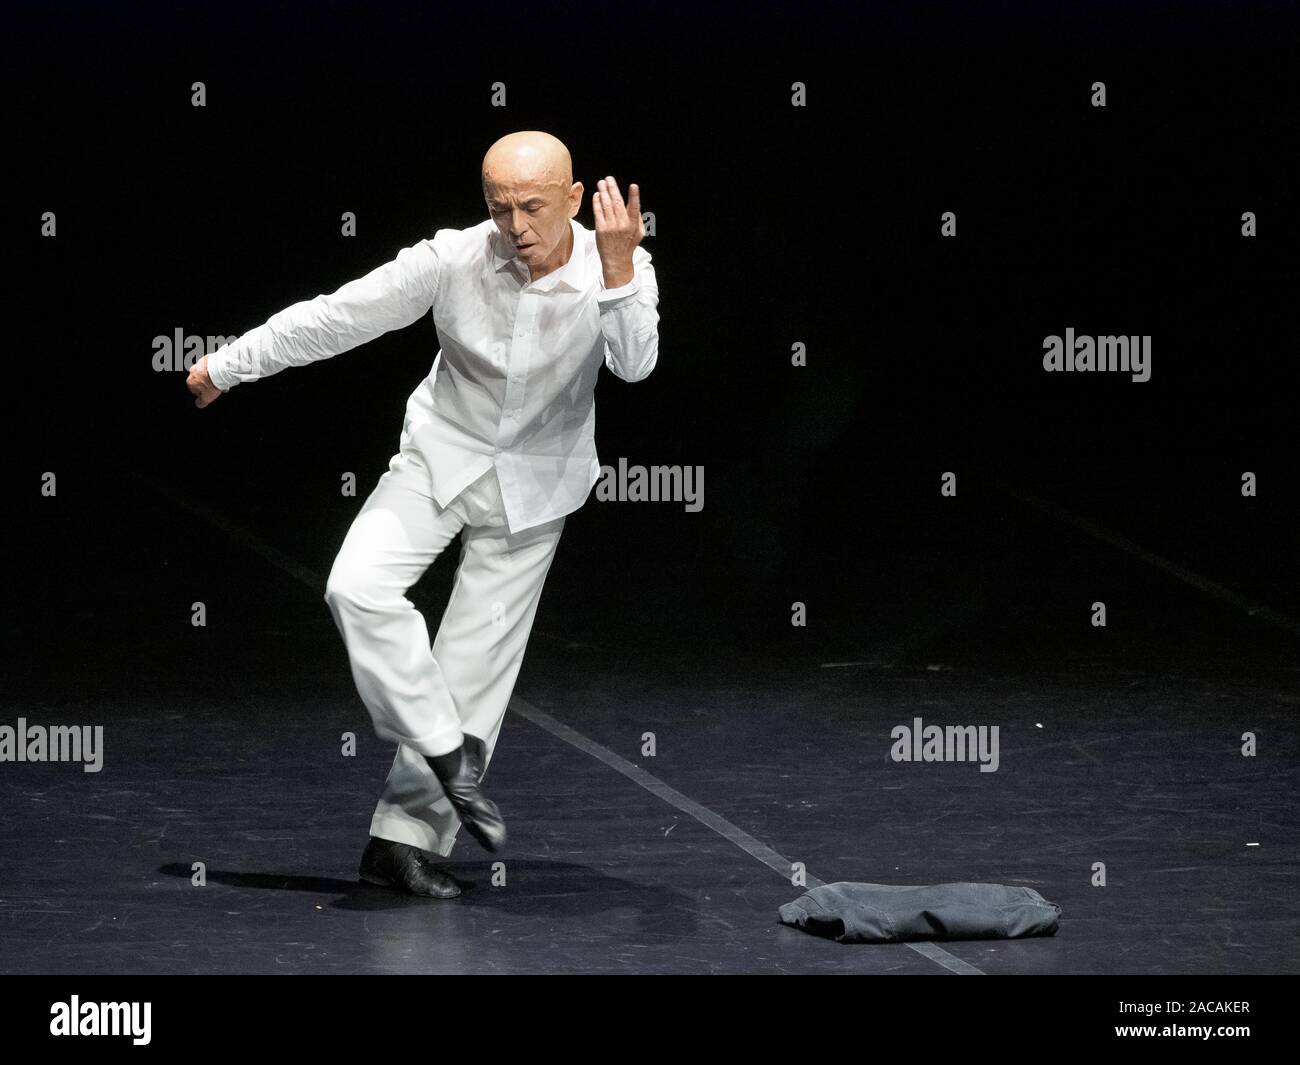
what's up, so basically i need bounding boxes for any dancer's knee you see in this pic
[324,556,385,612]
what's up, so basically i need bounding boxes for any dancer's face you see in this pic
[483,170,583,279]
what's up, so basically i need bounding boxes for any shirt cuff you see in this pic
[207,347,233,391]
[597,275,641,304]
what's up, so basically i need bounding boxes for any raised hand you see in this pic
[593,176,644,288]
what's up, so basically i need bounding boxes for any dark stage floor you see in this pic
[2,452,1296,975]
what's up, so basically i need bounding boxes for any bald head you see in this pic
[482,131,584,283]
[482,130,573,193]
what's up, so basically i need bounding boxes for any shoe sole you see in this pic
[463,824,506,852]
[358,866,462,899]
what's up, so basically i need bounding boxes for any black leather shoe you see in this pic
[358,836,461,898]
[463,733,488,783]
[426,737,506,852]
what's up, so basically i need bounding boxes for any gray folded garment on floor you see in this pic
[779,881,1061,943]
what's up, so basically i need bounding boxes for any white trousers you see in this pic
[324,451,565,856]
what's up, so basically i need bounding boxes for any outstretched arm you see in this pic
[187,239,441,407]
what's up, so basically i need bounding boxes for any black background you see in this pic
[7,0,1298,690]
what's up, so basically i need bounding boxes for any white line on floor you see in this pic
[980,470,1300,638]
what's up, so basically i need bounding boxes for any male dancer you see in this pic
[186,130,659,898]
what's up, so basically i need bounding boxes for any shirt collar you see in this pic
[490,218,587,292]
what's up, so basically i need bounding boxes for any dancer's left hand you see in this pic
[593,176,643,289]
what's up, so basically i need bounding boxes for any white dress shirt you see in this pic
[208,217,659,533]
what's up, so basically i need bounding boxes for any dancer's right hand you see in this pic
[187,354,224,409]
